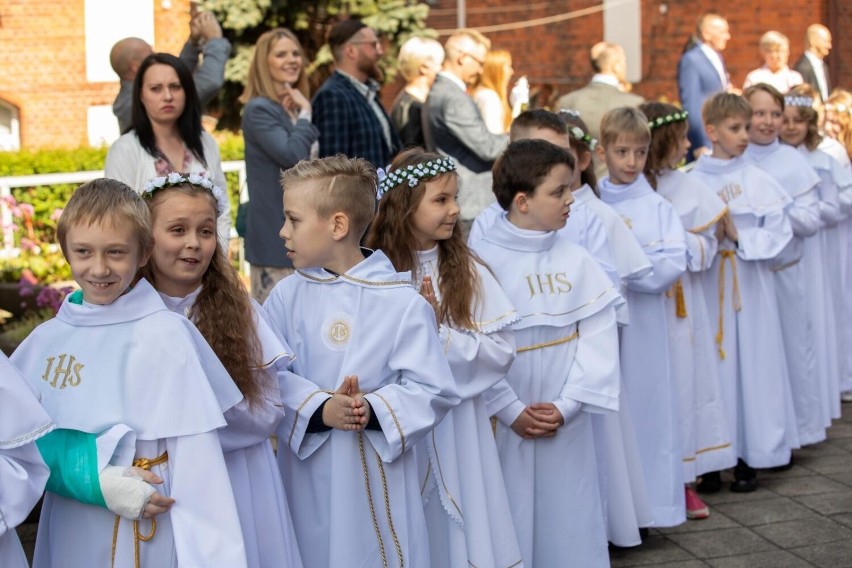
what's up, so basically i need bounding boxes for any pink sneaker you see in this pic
[685,486,710,520]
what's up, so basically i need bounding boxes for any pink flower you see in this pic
[20,238,39,252]
[50,208,63,221]
[17,203,34,218]
[19,269,38,286]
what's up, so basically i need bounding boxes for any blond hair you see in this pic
[759,30,789,51]
[57,178,152,259]
[599,107,651,147]
[444,29,491,60]
[240,28,310,104]
[702,92,753,126]
[398,36,445,82]
[280,155,377,240]
[590,42,625,74]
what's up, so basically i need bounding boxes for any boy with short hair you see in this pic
[11,179,247,567]
[263,155,459,568]
[690,93,797,492]
[596,107,688,527]
[472,139,622,567]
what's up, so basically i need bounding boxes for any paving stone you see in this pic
[798,454,852,475]
[664,528,777,559]
[795,491,852,515]
[790,540,852,568]
[706,550,815,568]
[713,497,818,526]
[656,511,740,534]
[609,533,694,566]
[751,516,852,548]
[830,513,852,529]
[761,475,848,497]
[699,486,779,505]
[826,471,852,488]
[826,422,852,439]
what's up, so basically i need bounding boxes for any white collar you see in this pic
[591,74,621,89]
[804,50,824,68]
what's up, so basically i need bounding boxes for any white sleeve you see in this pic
[218,384,285,454]
[104,137,139,187]
[734,208,793,261]
[440,325,516,402]
[686,229,718,272]
[0,443,49,536]
[787,187,821,238]
[167,432,247,568]
[627,205,688,293]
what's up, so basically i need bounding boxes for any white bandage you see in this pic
[99,465,157,519]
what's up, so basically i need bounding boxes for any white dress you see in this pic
[264,251,459,568]
[691,155,799,467]
[11,279,247,568]
[746,141,827,436]
[658,169,736,479]
[104,131,231,246]
[414,247,524,568]
[599,175,688,527]
[0,354,54,568]
[159,288,304,568]
[473,215,623,568]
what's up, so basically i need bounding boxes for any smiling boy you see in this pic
[11,179,247,568]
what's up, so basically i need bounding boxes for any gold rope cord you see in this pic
[111,451,169,568]
[715,251,742,360]
[358,432,388,568]
[374,450,404,568]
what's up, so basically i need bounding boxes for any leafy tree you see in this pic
[201,0,435,130]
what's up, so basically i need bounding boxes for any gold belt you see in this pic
[715,251,742,360]
[111,451,169,568]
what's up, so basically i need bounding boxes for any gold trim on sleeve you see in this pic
[287,390,331,448]
[474,309,519,327]
[370,392,407,454]
[688,207,728,234]
[295,270,411,287]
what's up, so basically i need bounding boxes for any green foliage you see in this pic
[203,0,433,127]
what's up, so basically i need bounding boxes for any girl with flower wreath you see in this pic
[640,101,736,519]
[139,173,304,568]
[365,148,524,568]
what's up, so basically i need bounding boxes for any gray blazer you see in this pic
[242,97,319,267]
[424,74,508,220]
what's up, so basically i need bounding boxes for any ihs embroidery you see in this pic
[322,312,354,351]
[717,183,742,203]
[525,273,573,299]
[329,321,351,345]
[41,353,84,389]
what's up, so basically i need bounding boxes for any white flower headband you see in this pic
[376,157,457,200]
[785,95,815,108]
[649,110,688,130]
[568,126,598,150]
[142,172,228,214]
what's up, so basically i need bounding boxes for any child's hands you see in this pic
[420,276,440,326]
[347,376,371,429]
[724,214,739,243]
[510,406,562,439]
[322,376,367,431]
[100,465,175,520]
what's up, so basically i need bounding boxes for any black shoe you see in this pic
[696,471,722,493]
[638,527,649,540]
[730,477,757,492]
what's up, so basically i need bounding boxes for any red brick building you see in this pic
[0,0,847,150]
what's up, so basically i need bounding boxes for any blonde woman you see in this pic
[473,50,514,134]
[240,28,319,302]
[391,36,444,147]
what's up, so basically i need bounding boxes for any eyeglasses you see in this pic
[349,40,382,49]
[460,51,485,67]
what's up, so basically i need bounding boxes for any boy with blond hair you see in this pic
[12,179,247,567]
[690,93,797,492]
[596,107,688,527]
[263,155,459,568]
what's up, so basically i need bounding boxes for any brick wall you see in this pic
[421,0,844,107]
[0,0,190,149]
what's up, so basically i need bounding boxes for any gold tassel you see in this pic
[715,251,742,360]
[674,278,687,318]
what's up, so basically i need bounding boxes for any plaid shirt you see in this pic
[312,71,401,168]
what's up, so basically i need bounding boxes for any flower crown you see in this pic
[825,102,851,115]
[376,157,457,200]
[648,110,688,130]
[142,172,227,213]
[785,95,814,108]
[568,126,598,150]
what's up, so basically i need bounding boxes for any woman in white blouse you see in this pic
[473,49,514,134]
[742,31,803,94]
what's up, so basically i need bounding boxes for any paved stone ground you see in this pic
[610,403,852,568]
[16,405,852,566]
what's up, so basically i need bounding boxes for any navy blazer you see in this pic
[312,71,401,168]
[677,45,726,157]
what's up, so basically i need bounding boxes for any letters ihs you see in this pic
[526,273,573,300]
[42,353,84,389]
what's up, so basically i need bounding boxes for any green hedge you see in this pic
[0,132,246,244]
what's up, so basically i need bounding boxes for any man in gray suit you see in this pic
[557,42,644,180]
[424,29,508,229]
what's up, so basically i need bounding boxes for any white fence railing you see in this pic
[0,160,246,254]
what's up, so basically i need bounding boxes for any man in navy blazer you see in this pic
[677,13,731,161]
[312,19,400,168]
